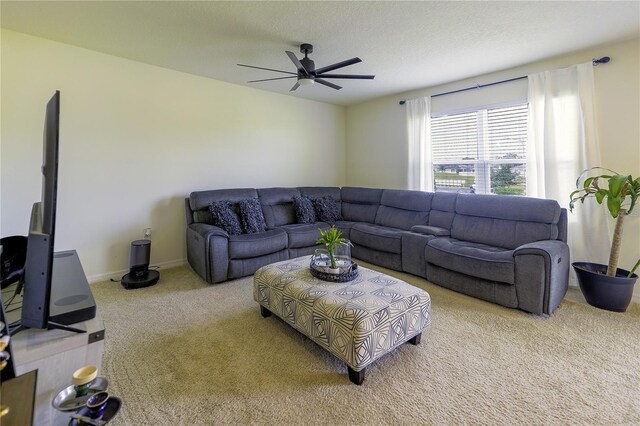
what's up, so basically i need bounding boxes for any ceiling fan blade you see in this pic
[237,64,296,75]
[285,51,309,76]
[315,74,375,80]
[290,82,300,92]
[315,79,342,90]
[248,76,297,83]
[314,58,362,75]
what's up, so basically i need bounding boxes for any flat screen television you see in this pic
[20,91,60,328]
[14,91,95,334]
[19,91,60,329]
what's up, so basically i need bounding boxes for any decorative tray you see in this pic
[52,377,109,411]
[310,260,359,282]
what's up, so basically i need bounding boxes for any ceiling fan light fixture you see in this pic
[298,77,315,86]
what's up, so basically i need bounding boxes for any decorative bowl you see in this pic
[86,391,109,419]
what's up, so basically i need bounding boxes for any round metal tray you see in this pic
[52,377,109,411]
[310,260,358,282]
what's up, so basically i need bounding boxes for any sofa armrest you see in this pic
[189,223,229,239]
[411,225,450,237]
[401,231,435,278]
[514,240,570,315]
[186,223,230,283]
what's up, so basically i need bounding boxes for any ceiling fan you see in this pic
[238,43,375,91]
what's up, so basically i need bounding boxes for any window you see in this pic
[431,103,528,195]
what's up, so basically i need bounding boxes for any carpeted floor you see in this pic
[91,262,640,425]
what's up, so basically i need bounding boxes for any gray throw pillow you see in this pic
[238,198,267,234]
[209,201,243,235]
[292,196,317,224]
[312,196,342,222]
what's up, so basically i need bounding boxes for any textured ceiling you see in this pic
[1,1,639,106]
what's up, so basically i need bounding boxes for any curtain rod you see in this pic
[399,56,610,105]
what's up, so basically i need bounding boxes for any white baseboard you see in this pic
[87,258,187,284]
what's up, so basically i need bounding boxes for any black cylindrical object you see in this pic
[129,240,151,277]
[121,239,159,289]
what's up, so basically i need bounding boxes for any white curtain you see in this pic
[527,62,610,266]
[406,97,433,191]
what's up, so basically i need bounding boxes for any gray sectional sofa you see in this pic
[185,186,569,314]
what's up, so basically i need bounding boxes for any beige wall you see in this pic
[346,38,640,298]
[1,30,346,281]
[2,28,638,300]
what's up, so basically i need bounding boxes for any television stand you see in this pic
[10,321,85,335]
[47,322,85,333]
[9,250,96,336]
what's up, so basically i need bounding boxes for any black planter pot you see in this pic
[572,262,638,312]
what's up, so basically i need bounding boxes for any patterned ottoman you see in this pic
[253,256,432,384]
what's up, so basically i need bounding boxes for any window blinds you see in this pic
[431,103,528,195]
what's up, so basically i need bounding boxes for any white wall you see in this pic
[1,30,346,281]
[346,38,640,298]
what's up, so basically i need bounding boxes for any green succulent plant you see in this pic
[569,167,640,278]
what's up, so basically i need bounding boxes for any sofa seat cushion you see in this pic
[426,238,515,284]
[350,223,403,254]
[279,222,330,249]
[228,229,288,260]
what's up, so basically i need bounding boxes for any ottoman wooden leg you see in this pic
[348,366,365,385]
[260,306,272,318]
[408,333,422,345]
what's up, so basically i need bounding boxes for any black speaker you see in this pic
[121,240,159,289]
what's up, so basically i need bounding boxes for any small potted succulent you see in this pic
[316,226,348,274]
[569,168,640,312]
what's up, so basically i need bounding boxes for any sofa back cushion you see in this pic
[298,186,341,201]
[189,188,258,224]
[374,189,432,230]
[451,194,561,249]
[429,192,458,229]
[340,187,382,223]
[257,187,301,228]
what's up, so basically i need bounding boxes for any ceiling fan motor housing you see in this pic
[300,57,316,76]
[299,43,315,80]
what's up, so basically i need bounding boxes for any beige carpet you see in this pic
[91,262,640,425]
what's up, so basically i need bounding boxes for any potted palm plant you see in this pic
[316,226,347,274]
[569,168,640,312]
